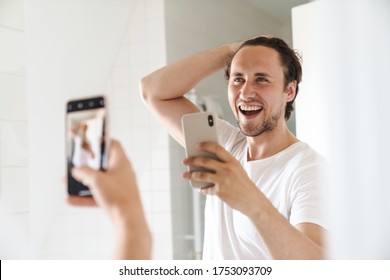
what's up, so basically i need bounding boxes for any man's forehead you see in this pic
[233,45,280,63]
[231,46,283,74]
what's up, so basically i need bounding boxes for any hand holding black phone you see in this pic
[66,96,107,196]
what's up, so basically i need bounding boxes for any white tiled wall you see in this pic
[0,0,29,242]
[0,75,27,120]
[0,0,25,30]
[106,0,173,259]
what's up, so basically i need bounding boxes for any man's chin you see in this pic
[238,124,262,137]
[238,121,276,137]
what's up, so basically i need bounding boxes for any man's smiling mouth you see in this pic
[238,105,263,116]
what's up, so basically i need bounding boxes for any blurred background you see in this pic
[1,0,389,259]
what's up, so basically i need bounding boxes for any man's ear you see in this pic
[285,80,297,102]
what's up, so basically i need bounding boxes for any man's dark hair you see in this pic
[224,36,302,121]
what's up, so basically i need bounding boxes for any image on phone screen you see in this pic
[66,96,107,196]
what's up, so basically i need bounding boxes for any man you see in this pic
[140,36,327,259]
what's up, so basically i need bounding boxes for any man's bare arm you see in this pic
[140,43,239,146]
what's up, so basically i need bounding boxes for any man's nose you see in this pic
[239,82,256,99]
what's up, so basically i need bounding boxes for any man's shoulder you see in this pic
[285,142,327,167]
[289,141,324,157]
[283,144,328,186]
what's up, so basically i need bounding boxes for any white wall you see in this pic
[107,0,174,260]
[319,0,390,259]
[25,0,137,259]
[292,2,329,159]
[0,0,30,251]
[293,0,390,259]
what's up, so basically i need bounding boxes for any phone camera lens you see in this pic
[77,102,83,109]
[88,101,94,107]
[208,115,214,127]
[67,104,72,110]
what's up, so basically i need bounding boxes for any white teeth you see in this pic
[239,105,263,111]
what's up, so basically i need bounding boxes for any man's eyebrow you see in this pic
[231,72,271,77]
[254,72,271,77]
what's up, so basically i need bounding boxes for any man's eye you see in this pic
[257,77,268,83]
[233,77,244,83]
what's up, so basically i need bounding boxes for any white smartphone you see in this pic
[65,96,108,196]
[181,112,219,189]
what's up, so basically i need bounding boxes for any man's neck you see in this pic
[246,122,298,161]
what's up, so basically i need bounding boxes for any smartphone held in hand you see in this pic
[181,112,219,189]
[65,96,108,196]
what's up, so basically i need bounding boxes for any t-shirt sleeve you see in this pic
[289,157,329,231]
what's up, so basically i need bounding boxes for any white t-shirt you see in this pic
[202,119,327,260]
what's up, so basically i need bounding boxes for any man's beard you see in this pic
[237,107,283,137]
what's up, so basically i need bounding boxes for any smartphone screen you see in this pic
[66,96,107,196]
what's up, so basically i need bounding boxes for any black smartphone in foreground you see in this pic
[66,96,107,196]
